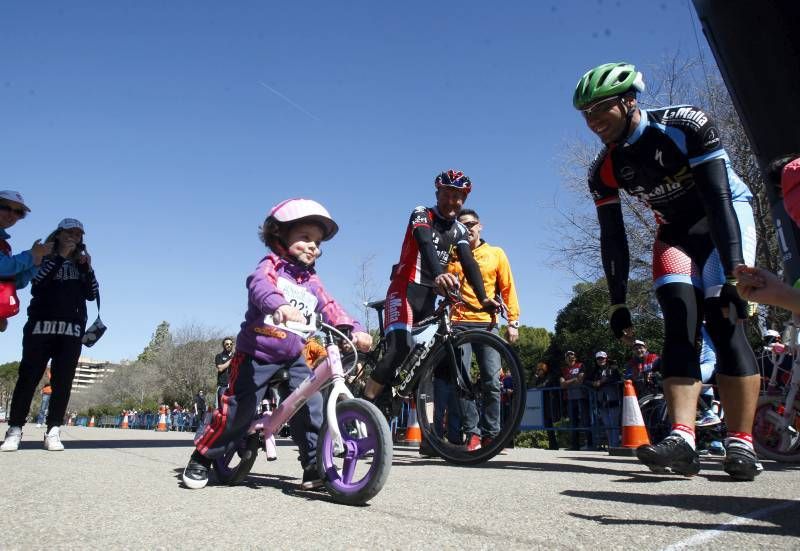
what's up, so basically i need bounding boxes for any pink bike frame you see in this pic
[245,330,355,458]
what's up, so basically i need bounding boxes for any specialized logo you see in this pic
[620,166,635,181]
[702,127,720,148]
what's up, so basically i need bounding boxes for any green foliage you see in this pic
[137,321,172,363]
[548,278,664,370]
[504,326,551,381]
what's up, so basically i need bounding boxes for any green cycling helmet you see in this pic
[573,62,645,110]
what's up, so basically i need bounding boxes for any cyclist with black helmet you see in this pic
[573,62,762,480]
[363,170,495,409]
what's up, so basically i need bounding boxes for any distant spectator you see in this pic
[1,218,98,453]
[193,390,207,431]
[531,362,559,450]
[35,368,53,428]
[560,351,593,451]
[215,338,235,408]
[587,351,622,448]
[0,190,51,333]
[624,340,661,397]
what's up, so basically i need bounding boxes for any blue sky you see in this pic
[0,1,714,363]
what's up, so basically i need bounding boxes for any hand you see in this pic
[609,304,633,343]
[30,240,52,265]
[78,251,92,270]
[479,297,500,315]
[734,264,800,312]
[434,273,459,295]
[352,331,373,352]
[720,275,749,320]
[0,318,7,332]
[506,325,519,344]
[273,304,305,324]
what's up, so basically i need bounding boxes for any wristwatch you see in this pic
[508,320,520,329]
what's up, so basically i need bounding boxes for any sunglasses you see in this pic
[580,95,621,118]
[0,204,27,218]
[462,221,480,229]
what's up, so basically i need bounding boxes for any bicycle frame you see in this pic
[763,319,800,432]
[245,322,357,457]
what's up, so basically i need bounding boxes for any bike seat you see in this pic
[365,299,385,312]
[268,368,290,385]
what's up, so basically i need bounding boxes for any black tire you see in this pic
[214,432,261,485]
[638,394,670,444]
[414,329,526,465]
[316,398,393,505]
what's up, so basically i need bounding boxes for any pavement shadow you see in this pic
[566,491,800,538]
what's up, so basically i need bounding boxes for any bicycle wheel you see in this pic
[316,398,393,505]
[214,432,261,485]
[638,394,670,444]
[753,395,800,462]
[414,329,526,465]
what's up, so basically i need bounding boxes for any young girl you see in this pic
[1,218,98,452]
[183,198,372,490]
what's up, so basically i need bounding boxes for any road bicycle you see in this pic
[753,319,800,462]
[347,291,525,466]
[213,317,393,505]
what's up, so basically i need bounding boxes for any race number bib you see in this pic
[277,277,318,323]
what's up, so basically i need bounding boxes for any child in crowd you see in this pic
[182,198,372,490]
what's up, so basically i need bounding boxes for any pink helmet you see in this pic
[783,158,800,226]
[267,198,339,241]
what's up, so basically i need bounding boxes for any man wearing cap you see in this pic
[625,340,661,398]
[587,351,622,448]
[1,217,98,452]
[560,351,593,451]
[0,190,52,332]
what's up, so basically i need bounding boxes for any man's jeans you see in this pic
[457,325,502,439]
[599,406,621,447]
[36,393,51,425]
[433,376,463,444]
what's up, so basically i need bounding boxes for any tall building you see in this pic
[71,357,117,393]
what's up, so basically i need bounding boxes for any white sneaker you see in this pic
[44,426,65,451]
[1,426,23,451]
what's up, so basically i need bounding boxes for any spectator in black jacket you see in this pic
[1,218,98,452]
[587,351,623,448]
[531,362,560,450]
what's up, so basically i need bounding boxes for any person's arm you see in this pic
[693,158,745,277]
[735,265,800,313]
[455,241,488,303]
[497,248,520,342]
[311,274,372,352]
[409,207,445,279]
[30,256,64,288]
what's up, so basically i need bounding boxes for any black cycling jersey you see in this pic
[589,105,752,304]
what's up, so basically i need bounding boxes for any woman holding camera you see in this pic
[1,218,99,452]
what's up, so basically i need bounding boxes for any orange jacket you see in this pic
[448,240,520,324]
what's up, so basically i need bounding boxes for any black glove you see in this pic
[609,304,632,339]
[720,278,748,320]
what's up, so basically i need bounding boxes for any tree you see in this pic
[137,321,172,363]
[548,280,664,372]
[0,361,19,413]
[504,326,551,382]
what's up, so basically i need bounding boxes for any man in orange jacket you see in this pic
[447,208,521,451]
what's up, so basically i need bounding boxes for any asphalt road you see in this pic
[1,423,799,549]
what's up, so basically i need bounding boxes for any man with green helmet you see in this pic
[573,61,762,481]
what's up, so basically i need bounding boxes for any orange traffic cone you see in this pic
[156,406,168,432]
[120,411,129,429]
[609,380,651,456]
[404,399,422,445]
[88,416,96,428]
